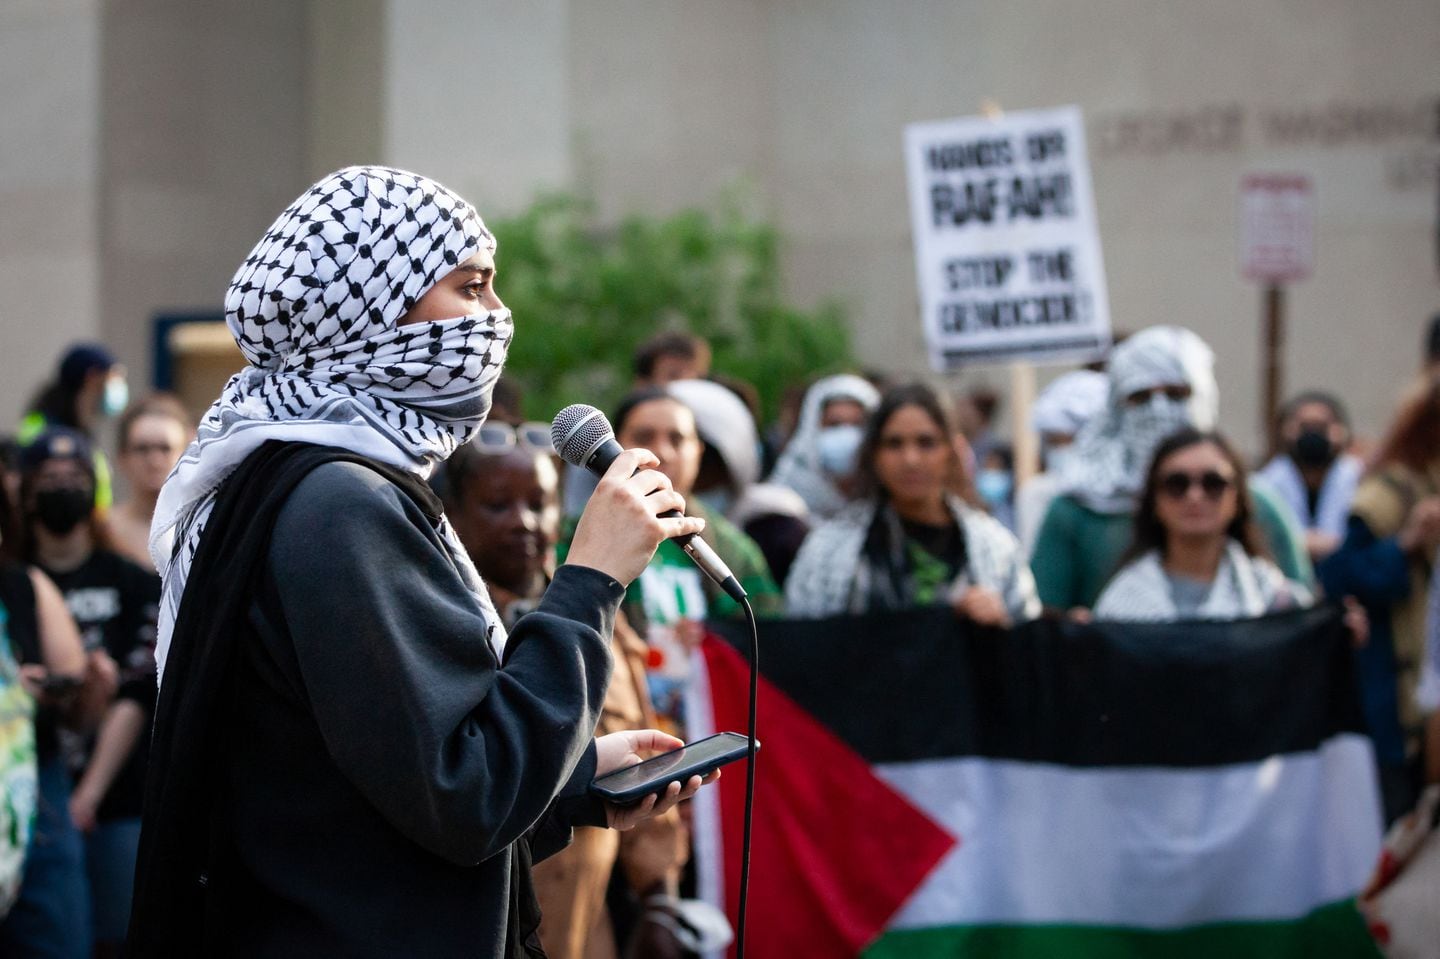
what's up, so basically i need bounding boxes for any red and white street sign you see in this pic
[1240,174,1313,284]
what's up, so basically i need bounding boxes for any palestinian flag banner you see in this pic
[692,605,1384,958]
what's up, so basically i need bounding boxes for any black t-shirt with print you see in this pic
[40,549,160,820]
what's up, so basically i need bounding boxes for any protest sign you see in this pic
[905,106,1112,369]
[1240,173,1314,283]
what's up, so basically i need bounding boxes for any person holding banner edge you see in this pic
[1093,429,1345,623]
[785,382,1039,624]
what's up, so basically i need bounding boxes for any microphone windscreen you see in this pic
[550,404,614,467]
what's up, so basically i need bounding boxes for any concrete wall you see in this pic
[0,0,102,428]
[98,0,310,417]
[385,0,574,218]
[2,0,1435,456]
[748,0,1438,449]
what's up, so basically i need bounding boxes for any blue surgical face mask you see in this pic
[975,468,1013,506]
[815,424,864,477]
[101,376,129,418]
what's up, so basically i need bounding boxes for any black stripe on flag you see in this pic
[708,604,1367,768]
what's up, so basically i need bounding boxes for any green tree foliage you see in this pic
[491,194,853,425]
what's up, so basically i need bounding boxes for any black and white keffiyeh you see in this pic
[1093,542,1309,621]
[1058,326,1219,515]
[784,496,1041,622]
[151,166,512,680]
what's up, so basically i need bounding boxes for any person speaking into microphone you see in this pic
[127,167,715,959]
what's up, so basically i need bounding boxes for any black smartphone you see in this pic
[590,731,757,806]
[39,675,83,697]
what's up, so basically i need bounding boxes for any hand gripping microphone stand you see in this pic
[552,404,760,959]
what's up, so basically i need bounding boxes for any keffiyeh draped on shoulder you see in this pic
[785,496,1040,622]
[150,166,512,680]
[1094,542,1309,622]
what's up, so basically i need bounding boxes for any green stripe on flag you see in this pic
[861,900,1382,959]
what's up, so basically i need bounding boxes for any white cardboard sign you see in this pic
[904,105,1112,369]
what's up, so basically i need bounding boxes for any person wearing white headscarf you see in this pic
[1030,326,1310,613]
[129,167,712,958]
[768,374,881,521]
[665,378,760,517]
[1013,370,1107,557]
[666,378,817,586]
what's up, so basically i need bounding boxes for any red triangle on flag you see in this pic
[702,636,957,958]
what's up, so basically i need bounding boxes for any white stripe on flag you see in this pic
[684,650,726,959]
[877,734,1382,931]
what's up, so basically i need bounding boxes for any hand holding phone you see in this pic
[20,667,84,703]
[39,674,84,697]
[591,732,756,806]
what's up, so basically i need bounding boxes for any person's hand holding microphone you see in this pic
[564,446,703,585]
[560,436,720,827]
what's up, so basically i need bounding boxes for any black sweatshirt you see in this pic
[200,460,618,957]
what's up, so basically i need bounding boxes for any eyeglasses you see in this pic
[474,421,554,455]
[1157,470,1233,500]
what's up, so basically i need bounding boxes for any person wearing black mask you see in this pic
[1257,392,1363,563]
[17,426,159,957]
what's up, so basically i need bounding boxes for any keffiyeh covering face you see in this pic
[150,166,512,679]
[1031,370,1108,438]
[1059,326,1218,514]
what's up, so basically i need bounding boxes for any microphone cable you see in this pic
[734,595,759,959]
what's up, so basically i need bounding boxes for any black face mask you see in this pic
[1291,428,1337,468]
[33,488,94,536]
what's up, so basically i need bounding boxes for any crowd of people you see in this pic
[1,237,1438,955]
[0,347,188,957]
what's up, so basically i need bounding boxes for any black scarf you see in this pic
[861,498,968,612]
[127,441,544,958]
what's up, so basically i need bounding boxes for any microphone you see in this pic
[551,404,747,602]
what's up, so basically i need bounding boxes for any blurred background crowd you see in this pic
[2,315,1439,954]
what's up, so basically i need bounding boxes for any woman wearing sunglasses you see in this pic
[1094,429,1313,620]
[1031,326,1312,618]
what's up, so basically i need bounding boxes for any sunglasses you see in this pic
[1158,470,1233,500]
[475,421,554,455]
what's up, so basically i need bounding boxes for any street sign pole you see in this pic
[1240,173,1312,458]
[1263,284,1284,457]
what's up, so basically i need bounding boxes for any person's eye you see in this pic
[463,280,488,298]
